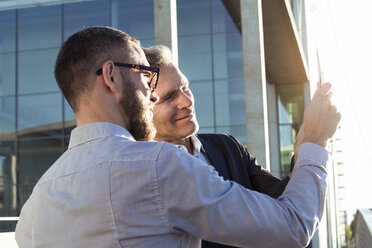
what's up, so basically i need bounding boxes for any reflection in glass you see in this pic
[190,80,214,128]
[213,33,243,79]
[64,0,109,40]
[18,138,63,208]
[18,5,61,51]
[0,96,16,139]
[179,35,212,81]
[64,98,76,137]
[279,125,296,178]
[0,10,16,53]
[64,98,75,123]
[17,93,62,135]
[112,0,154,40]
[277,84,304,178]
[140,39,155,48]
[211,0,238,33]
[198,127,215,134]
[216,125,247,145]
[0,186,18,231]
[0,53,16,96]
[0,140,17,220]
[18,48,59,94]
[64,136,70,151]
[277,84,304,124]
[177,0,210,36]
[215,79,246,126]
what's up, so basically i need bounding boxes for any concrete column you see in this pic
[241,0,271,170]
[154,0,178,66]
[267,82,280,176]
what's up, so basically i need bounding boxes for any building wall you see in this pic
[177,0,246,142]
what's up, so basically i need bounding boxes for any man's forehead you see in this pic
[174,70,188,87]
[158,68,188,93]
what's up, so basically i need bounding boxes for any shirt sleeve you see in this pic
[155,142,328,248]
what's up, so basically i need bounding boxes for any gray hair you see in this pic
[143,45,173,68]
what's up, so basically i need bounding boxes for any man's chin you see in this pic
[174,123,200,140]
[183,122,199,136]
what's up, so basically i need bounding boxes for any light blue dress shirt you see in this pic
[15,122,329,248]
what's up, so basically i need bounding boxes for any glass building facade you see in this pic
[177,0,246,142]
[277,84,304,178]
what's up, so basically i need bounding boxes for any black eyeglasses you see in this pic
[96,63,160,92]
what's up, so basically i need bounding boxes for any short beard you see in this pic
[119,79,156,141]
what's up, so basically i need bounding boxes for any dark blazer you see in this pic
[197,133,290,248]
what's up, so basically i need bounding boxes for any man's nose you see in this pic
[177,92,192,109]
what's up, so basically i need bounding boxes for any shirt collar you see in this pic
[175,135,203,156]
[190,135,203,156]
[68,122,135,149]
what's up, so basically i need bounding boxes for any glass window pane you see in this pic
[18,48,59,94]
[0,10,16,53]
[64,136,70,151]
[0,140,17,220]
[64,98,75,123]
[213,33,243,79]
[211,0,238,33]
[216,125,247,145]
[17,93,62,135]
[140,39,155,48]
[18,5,62,51]
[112,0,154,40]
[0,201,17,231]
[18,138,63,208]
[277,84,304,124]
[215,79,246,126]
[0,53,16,96]
[278,98,291,124]
[0,96,16,139]
[279,125,296,149]
[198,127,215,134]
[64,0,110,40]
[179,35,212,81]
[64,98,76,136]
[279,124,296,178]
[177,0,210,36]
[17,184,34,214]
[189,80,214,127]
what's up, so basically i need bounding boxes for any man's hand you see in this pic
[299,82,341,148]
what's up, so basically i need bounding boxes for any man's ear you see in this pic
[101,61,118,93]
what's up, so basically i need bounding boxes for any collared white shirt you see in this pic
[16,122,329,248]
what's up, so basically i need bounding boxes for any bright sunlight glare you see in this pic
[310,0,372,218]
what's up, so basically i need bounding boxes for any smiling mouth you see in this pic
[175,112,193,121]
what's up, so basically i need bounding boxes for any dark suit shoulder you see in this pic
[197,133,242,148]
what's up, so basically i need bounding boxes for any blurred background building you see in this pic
[0,0,361,247]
